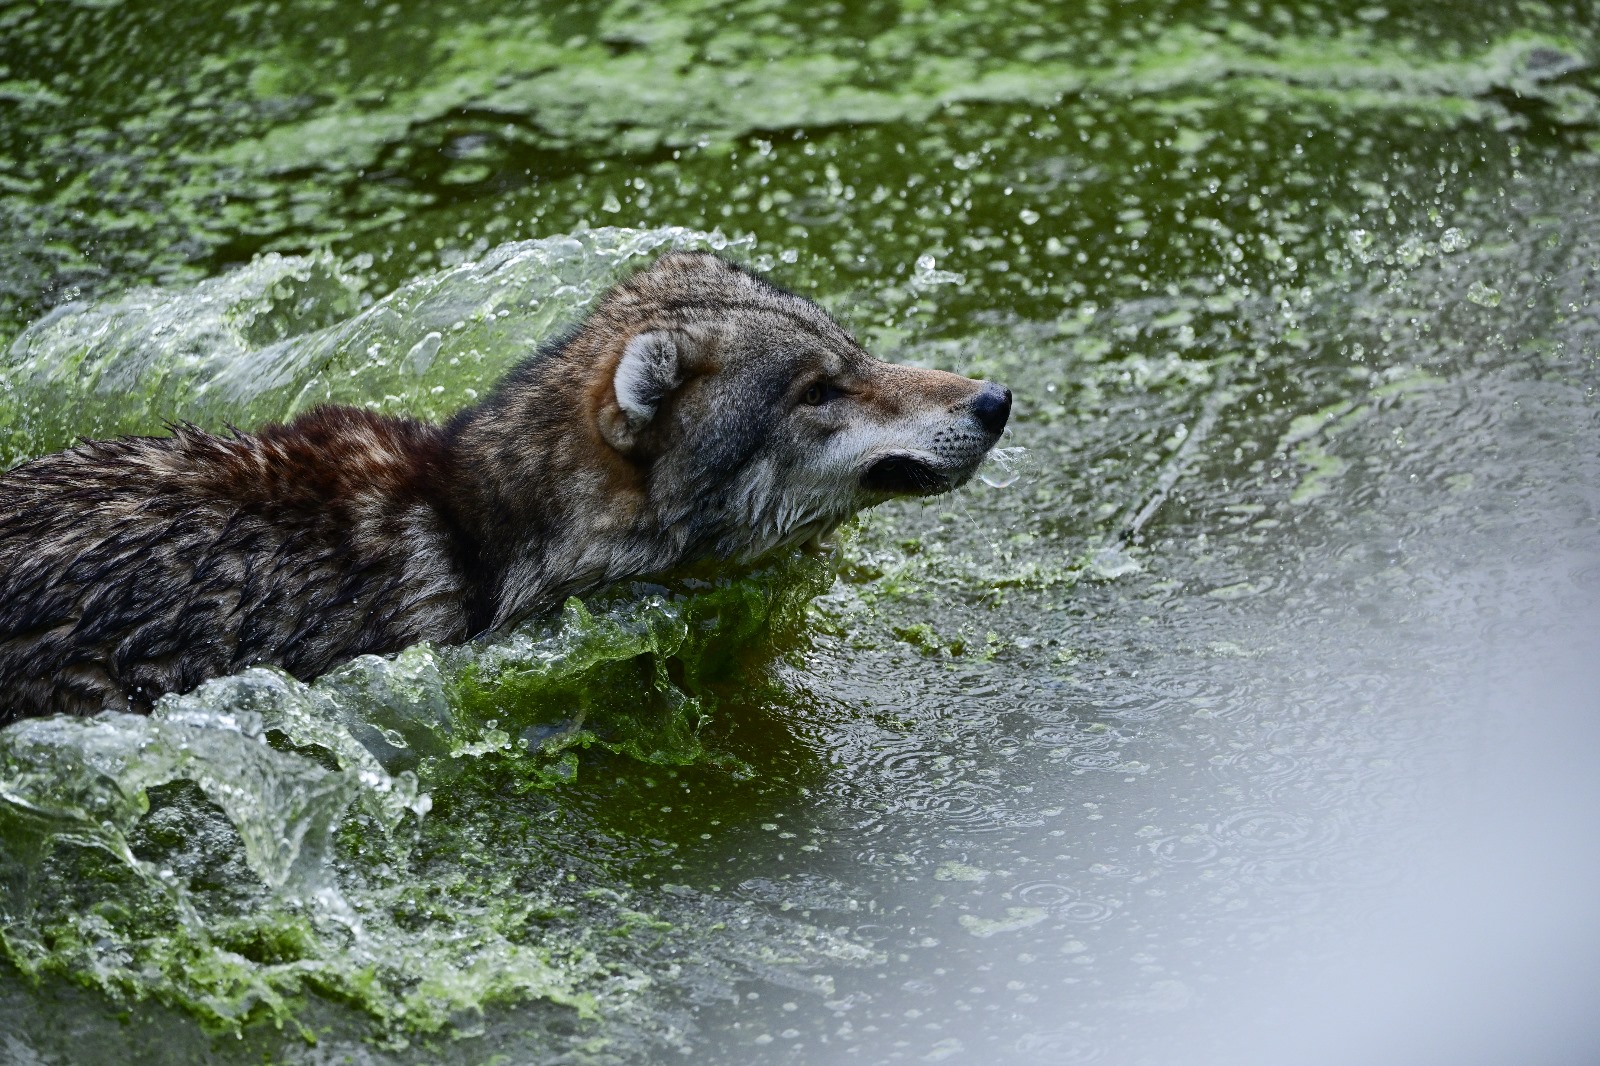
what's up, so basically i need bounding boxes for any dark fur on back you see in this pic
[0,253,1009,723]
[0,412,475,719]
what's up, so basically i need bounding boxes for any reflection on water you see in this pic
[2,0,1599,1062]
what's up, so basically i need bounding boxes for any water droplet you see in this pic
[1467,281,1502,307]
[403,331,442,375]
[911,253,965,289]
[979,446,1029,488]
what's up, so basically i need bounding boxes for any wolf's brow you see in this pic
[656,299,850,347]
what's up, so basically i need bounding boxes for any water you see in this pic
[2,2,1598,1063]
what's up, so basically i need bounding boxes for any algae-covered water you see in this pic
[2,2,1599,1063]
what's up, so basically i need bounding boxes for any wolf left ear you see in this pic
[598,328,710,454]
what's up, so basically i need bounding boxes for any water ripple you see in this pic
[1211,808,1320,852]
[1015,1028,1105,1064]
[1008,880,1121,924]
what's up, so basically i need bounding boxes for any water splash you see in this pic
[0,226,749,465]
[0,558,833,1042]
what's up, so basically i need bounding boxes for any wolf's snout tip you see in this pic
[970,383,1012,436]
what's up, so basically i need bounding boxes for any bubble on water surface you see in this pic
[1087,544,1143,579]
[402,330,442,375]
[1438,227,1471,254]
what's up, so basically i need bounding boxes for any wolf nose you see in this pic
[970,383,1012,436]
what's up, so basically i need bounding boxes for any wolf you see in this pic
[0,252,1010,723]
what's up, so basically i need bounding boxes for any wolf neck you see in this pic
[444,349,678,631]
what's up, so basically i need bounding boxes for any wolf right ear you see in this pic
[598,328,709,454]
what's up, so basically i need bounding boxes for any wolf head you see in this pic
[455,251,1009,619]
[590,252,1010,557]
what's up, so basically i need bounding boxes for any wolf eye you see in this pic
[801,382,827,406]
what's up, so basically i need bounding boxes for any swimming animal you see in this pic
[0,252,1010,722]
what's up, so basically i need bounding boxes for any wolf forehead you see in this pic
[595,251,854,350]
[581,252,984,416]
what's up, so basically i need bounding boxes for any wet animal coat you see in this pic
[0,253,1011,722]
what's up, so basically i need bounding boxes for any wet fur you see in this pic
[0,253,1007,722]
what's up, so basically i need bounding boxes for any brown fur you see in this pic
[0,253,1009,722]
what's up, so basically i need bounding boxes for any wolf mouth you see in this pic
[861,453,955,496]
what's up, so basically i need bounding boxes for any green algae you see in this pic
[217,24,1583,178]
[1,0,1593,338]
[958,907,1049,938]
[451,566,830,781]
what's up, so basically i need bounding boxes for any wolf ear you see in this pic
[598,328,709,453]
